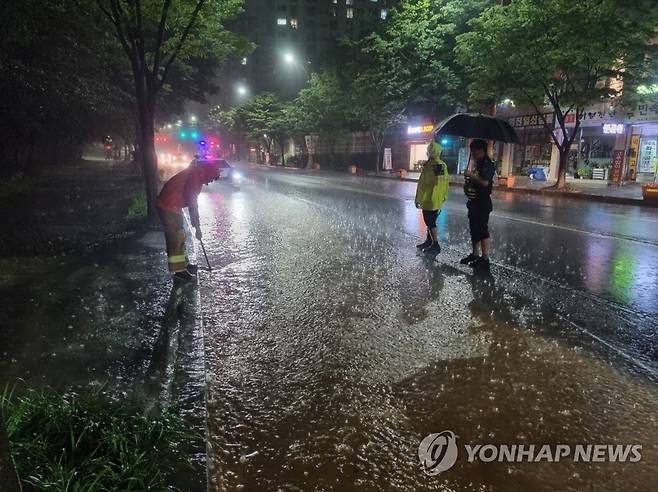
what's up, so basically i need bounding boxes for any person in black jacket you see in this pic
[460,139,495,270]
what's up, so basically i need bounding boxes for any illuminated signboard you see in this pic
[407,124,434,135]
[603,123,624,134]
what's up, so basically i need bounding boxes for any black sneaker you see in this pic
[423,242,441,255]
[187,264,199,275]
[416,235,432,249]
[460,253,479,265]
[470,256,490,270]
[174,270,196,281]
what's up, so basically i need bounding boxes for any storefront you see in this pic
[564,99,658,182]
[398,120,464,173]
[500,111,554,176]
[404,122,435,171]
[563,102,626,180]
[626,101,658,182]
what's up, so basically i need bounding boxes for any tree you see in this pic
[456,0,658,188]
[209,93,293,164]
[96,0,251,221]
[291,71,351,168]
[347,66,406,172]
[0,0,131,173]
[359,0,493,118]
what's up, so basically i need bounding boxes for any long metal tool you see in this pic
[199,238,212,271]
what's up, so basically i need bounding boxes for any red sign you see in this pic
[610,149,625,184]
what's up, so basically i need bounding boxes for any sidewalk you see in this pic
[0,160,206,490]
[367,170,654,207]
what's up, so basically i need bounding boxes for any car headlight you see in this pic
[232,171,242,180]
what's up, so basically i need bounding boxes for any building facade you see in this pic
[494,97,658,183]
[218,0,398,104]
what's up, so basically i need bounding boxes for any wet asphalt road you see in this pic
[198,167,658,492]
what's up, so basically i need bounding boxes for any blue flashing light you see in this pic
[441,138,449,145]
[199,140,206,146]
[191,131,199,139]
[179,131,187,139]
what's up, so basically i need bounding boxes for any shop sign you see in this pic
[610,149,624,184]
[508,113,554,129]
[638,139,657,173]
[305,134,318,153]
[628,135,640,181]
[383,148,392,170]
[564,104,618,127]
[625,101,658,123]
[407,124,434,135]
[603,123,624,134]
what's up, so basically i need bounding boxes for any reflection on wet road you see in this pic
[199,167,658,491]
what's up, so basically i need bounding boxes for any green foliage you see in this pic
[1,386,199,491]
[0,0,131,170]
[456,0,658,114]
[210,93,295,157]
[359,0,492,115]
[456,0,658,186]
[576,165,592,178]
[291,70,351,139]
[0,173,32,198]
[126,192,148,221]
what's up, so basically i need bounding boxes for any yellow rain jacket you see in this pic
[415,142,449,211]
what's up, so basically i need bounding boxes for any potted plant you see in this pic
[576,165,592,179]
[642,159,658,202]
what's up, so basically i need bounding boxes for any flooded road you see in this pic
[199,167,658,491]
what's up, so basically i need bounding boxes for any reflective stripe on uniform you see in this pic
[167,254,188,264]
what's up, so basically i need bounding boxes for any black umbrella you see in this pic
[434,113,520,144]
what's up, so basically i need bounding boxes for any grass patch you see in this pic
[126,192,148,221]
[0,173,33,198]
[1,386,200,491]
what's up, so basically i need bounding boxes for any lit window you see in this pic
[380,8,387,19]
[290,18,298,29]
[346,7,353,18]
[277,18,287,25]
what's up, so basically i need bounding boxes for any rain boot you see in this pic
[423,241,441,255]
[460,253,479,265]
[471,256,490,270]
[174,270,196,282]
[416,230,432,249]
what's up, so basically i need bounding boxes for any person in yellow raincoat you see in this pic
[415,141,449,255]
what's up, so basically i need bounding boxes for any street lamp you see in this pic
[189,115,197,123]
[284,52,295,64]
[237,84,248,97]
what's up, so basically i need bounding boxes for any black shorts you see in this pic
[422,209,440,229]
[467,199,492,242]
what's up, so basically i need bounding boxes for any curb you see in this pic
[366,173,656,208]
[234,162,657,208]
[182,215,210,492]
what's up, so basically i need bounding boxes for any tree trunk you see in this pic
[280,142,286,166]
[556,147,568,189]
[375,147,382,173]
[137,101,160,225]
